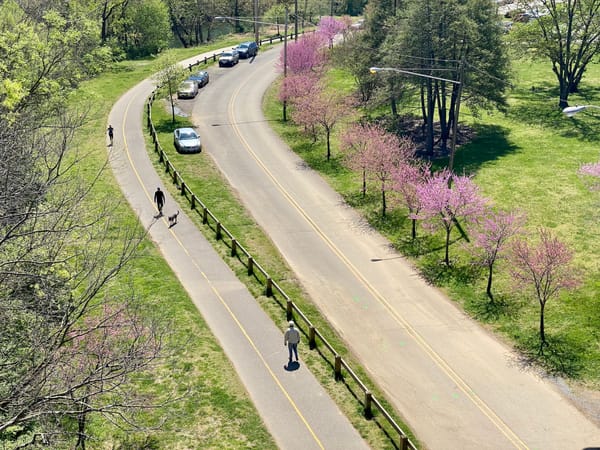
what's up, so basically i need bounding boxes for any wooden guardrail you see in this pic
[145,49,417,450]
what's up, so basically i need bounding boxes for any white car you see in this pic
[219,50,240,67]
[173,128,201,153]
[177,80,198,99]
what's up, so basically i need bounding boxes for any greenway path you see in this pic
[110,43,599,449]
[107,47,370,450]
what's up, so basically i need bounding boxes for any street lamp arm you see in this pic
[369,66,461,85]
[562,104,600,117]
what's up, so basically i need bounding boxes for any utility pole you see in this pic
[253,0,259,43]
[283,4,288,121]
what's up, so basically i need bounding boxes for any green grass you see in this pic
[65,40,279,449]
[263,57,600,387]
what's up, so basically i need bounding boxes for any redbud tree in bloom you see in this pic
[317,16,347,48]
[341,123,416,216]
[510,228,580,351]
[391,160,431,240]
[472,209,525,302]
[279,32,328,75]
[292,85,353,160]
[415,170,487,265]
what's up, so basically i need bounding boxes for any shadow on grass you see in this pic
[514,331,586,378]
[153,116,190,134]
[452,123,520,174]
[418,255,481,286]
[464,293,521,322]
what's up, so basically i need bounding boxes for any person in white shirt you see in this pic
[284,320,300,362]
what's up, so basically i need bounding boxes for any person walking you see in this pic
[154,187,165,215]
[284,320,300,363]
[107,124,114,146]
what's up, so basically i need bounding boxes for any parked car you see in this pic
[177,80,198,99]
[173,128,201,153]
[187,70,209,88]
[235,41,258,59]
[219,50,240,67]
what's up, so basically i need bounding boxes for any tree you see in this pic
[120,0,171,58]
[291,86,352,160]
[340,122,416,216]
[472,209,525,302]
[415,170,487,265]
[510,228,580,351]
[511,0,600,108]
[280,31,328,75]
[379,0,510,156]
[154,50,186,124]
[0,3,166,445]
[391,159,431,239]
[317,16,347,48]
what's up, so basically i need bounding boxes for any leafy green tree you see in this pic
[154,50,186,123]
[379,0,510,157]
[117,0,171,58]
[510,0,600,108]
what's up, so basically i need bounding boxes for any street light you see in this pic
[369,64,464,174]
[563,105,600,117]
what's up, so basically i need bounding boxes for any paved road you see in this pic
[107,48,370,450]
[193,45,600,449]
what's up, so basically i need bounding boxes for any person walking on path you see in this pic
[107,124,114,146]
[284,320,300,363]
[153,187,165,215]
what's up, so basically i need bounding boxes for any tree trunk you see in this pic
[326,129,331,161]
[486,264,494,302]
[444,226,450,265]
[425,80,435,157]
[411,218,417,240]
[539,302,546,349]
[362,169,366,198]
[381,185,386,217]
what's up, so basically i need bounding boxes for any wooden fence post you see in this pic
[286,299,292,319]
[231,238,237,257]
[191,194,196,210]
[181,181,186,195]
[266,277,273,297]
[364,391,372,419]
[203,207,208,224]
[248,257,254,276]
[216,222,222,240]
[334,354,342,380]
[399,436,408,450]
[309,326,316,349]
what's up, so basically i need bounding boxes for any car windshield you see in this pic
[179,131,197,140]
[222,52,232,57]
[180,82,193,88]
[239,44,249,48]
[193,72,206,78]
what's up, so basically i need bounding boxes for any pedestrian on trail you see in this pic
[107,124,114,146]
[284,320,300,362]
[154,187,165,215]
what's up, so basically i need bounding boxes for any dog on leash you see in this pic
[168,210,179,227]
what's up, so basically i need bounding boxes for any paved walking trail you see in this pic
[107,49,370,450]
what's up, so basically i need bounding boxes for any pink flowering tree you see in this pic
[279,72,320,106]
[510,228,580,351]
[292,86,353,160]
[578,161,600,190]
[279,32,327,75]
[317,16,347,48]
[416,170,488,265]
[472,209,526,302]
[60,302,163,448]
[391,160,431,240]
[340,123,417,217]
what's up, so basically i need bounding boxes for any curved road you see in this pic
[193,45,600,449]
[107,48,370,450]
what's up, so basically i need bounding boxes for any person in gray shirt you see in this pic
[284,320,300,362]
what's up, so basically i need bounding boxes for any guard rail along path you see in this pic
[146,84,417,450]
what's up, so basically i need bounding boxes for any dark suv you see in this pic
[235,41,258,59]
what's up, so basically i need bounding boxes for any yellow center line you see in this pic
[118,85,324,449]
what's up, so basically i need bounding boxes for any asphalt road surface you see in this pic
[190,44,600,449]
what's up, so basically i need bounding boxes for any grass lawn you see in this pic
[262,56,600,389]
[71,40,277,449]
